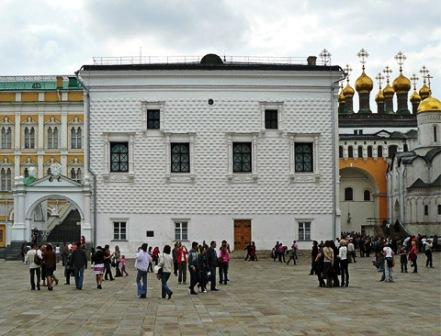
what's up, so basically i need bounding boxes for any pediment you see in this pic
[28,175,82,188]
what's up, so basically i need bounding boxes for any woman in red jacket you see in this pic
[176,242,188,284]
[408,240,418,273]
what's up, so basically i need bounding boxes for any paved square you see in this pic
[0,253,440,335]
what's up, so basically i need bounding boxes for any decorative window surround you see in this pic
[111,217,129,241]
[173,219,190,241]
[288,133,320,183]
[296,219,313,241]
[226,132,259,183]
[260,101,284,135]
[164,132,195,183]
[141,101,165,136]
[102,132,135,183]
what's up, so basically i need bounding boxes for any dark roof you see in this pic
[340,129,417,141]
[339,113,417,128]
[408,175,441,189]
[424,147,441,162]
[80,63,341,72]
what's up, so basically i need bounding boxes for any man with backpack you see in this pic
[25,243,42,290]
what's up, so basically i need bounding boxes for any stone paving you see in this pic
[0,253,440,336]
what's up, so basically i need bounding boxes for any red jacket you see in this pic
[176,247,188,264]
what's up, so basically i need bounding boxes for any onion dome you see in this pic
[338,89,346,103]
[409,90,421,104]
[355,71,374,92]
[392,74,411,92]
[419,84,431,100]
[417,96,441,113]
[383,84,394,97]
[342,83,355,97]
[375,89,384,103]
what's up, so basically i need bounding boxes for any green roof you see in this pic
[0,76,82,91]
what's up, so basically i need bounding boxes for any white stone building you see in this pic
[387,96,441,235]
[78,54,342,252]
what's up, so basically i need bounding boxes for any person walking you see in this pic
[219,240,230,285]
[286,241,297,266]
[71,241,88,290]
[64,244,74,285]
[135,243,151,298]
[43,244,57,291]
[172,242,179,276]
[61,242,69,266]
[120,255,129,276]
[92,246,105,289]
[347,239,356,263]
[338,240,349,287]
[425,239,433,268]
[323,241,334,288]
[158,245,173,299]
[103,245,114,281]
[310,241,319,275]
[383,243,394,282]
[114,245,122,277]
[206,241,219,291]
[399,245,408,273]
[409,240,418,273]
[249,242,257,261]
[188,242,200,295]
[177,242,188,284]
[25,243,42,290]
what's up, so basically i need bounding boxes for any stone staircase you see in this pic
[46,202,72,233]
[0,241,25,260]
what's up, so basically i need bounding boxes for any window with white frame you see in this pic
[233,142,252,173]
[164,133,195,180]
[171,143,190,173]
[260,102,283,131]
[0,168,12,191]
[289,133,320,178]
[226,133,258,179]
[110,142,129,173]
[113,221,127,240]
[71,127,82,149]
[298,221,311,241]
[264,109,278,129]
[174,221,188,241]
[1,127,11,149]
[147,109,160,130]
[103,133,135,179]
[142,102,164,133]
[47,127,58,149]
[24,127,35,149]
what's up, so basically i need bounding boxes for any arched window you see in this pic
[348,146,353,158]
[388,145,397,158]
[0,168,6,191]
[364,190,371,201]
[71,127,82,149]
[53,127,58,149]
[47,167,51,175]
[24,127,30,148]
[6,168,11,191]
[29,127,35,149]
[358,146,363,159]
[345,187,353,201]
[434,125,438,143]
[339,146,343,158]
[367,146,373,158]
[76,168,81,181]
[403,144,408,152]
[377,146,383,158]
[47,127,53,149]
[24,168,29,178]
[1,127,11,149]
[70,168,76,180]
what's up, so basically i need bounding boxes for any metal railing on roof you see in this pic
[92,55,330,66]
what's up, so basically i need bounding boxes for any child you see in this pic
[119,255,129,277]
[399,245,408,273]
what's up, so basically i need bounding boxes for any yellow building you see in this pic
[0,76,84,247]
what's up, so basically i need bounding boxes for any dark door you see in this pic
[234,220,251,250]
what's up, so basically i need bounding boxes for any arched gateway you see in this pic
[10,175,92,245]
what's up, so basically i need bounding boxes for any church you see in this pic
[78,54,343,251]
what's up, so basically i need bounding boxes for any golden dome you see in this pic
[419,84,431,100]
[392,74,411,92]
[375,90,384,103]
[409,90,421,103]
[417,96,441,113]
[383,84,394,97]
[338,90,346,103]
[355,71,374,92]
[342,83,355,97]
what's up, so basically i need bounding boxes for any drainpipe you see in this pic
[75,68,97,247]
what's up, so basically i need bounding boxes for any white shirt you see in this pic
[135,250,152,272]
[347,242,355,252]
[338,246,348,260]
[159,253,174,273]
[383,246,393,258]
[25,249,42,269]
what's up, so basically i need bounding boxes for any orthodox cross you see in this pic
[375,73,385,89]
[319,49,331,65]
[383,66,393,84]
[357,48,369,71]
[343,64,352,83]
[410,74,419,90]
[427,74,433,89]
[394,51,406,73]
[420,66,429,84]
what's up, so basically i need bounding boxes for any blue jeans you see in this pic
[136,269,147,297]
[74,267,84,289]
[161,272,172,298]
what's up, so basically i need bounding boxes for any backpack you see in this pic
[34,252,42,266]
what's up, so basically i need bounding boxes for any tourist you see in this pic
[338,239,349,287]
[399,244,408,273]
[207,241,219,291]
[135,243,151,298]
[330,240,340,287]
[25,243,42,290]
[347,239,356,263]
[80,235,86,248]
[272,241,279,262]
[92,246,105,289]
[114,245,122,277]
[188,241,200,295]
[310,240,319,275]
[249,242,257,261]
[71,241,88,290]
[244,242,252,261]
[409,240,418,273]
[286,241,297,266]
[198,245,209,293]
[314,245,326,287]
[147,246,153,272]
[61,242,69,266]
[323,241,334,287]
[172,242,179,276]
[277,243,286,263]
[177,242,188,284]
[103,245,114,281]
[219,240,230,285]
[40,245,47,286]
[424,239,433,268]
[119,255,129,276]
[64,244,74,284]
[383,243,394,282]
[43,244,57,291]
[152,246,160,265]
[158,245,173,299]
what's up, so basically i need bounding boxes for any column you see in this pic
[14,113,20,150]
[81,181,92,244]
[38,112,44,150]
[37,155,44,178]
[61,111,68,176]
[11,176,27,241]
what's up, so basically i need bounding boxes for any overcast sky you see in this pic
[1,0,440,101]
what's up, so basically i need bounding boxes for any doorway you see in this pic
[0,225,5,248]
[234,220,251,250]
